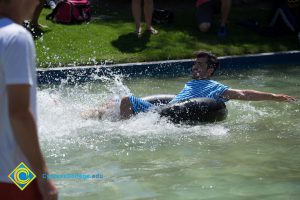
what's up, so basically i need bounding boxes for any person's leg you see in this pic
[220,0,231,27]
[132,0,142,34]
[197,1,214,32]
[278,3,299,32]
[81,108,108,119]
[30,0,49,38]
[120,96,154,119]
[120,96,134,119]
[31,0,46,27]
[81,101,117,119]
[144,0,158,34]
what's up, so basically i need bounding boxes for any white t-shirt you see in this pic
[0,18,37,183]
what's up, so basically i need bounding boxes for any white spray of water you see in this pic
[38,74,231,142]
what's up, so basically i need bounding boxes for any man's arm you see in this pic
[8,84,58,200]
[223,89,296,102]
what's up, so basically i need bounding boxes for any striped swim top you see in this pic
[169,79,230,104]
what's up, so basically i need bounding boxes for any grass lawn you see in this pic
[35,1,299,68]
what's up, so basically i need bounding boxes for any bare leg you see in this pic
[132,0,142,33]
[220,0,231,27]
[144,0,153,30]
[144,0,158,34]
[31,0,45,27]
[81,101,116,120]
[120,96,134,119]
[81,108,107,119]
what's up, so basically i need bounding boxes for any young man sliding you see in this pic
[119,51,296,119]
[83,51,296,120]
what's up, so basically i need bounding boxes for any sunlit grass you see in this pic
[35,5,299,68]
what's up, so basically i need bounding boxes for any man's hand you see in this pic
[273,94,297,102]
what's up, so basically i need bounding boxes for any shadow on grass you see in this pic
[111,32,151,53]
[101,1,298,51]
[37,1,299,66]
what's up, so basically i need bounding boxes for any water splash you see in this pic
[38,73,230,142]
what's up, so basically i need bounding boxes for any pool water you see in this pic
[38,65,300,200]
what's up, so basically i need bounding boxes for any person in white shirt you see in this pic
[0,0,57,199]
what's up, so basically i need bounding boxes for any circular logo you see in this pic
[13,167,30,185]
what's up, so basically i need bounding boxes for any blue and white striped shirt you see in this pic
[169,79,229,104]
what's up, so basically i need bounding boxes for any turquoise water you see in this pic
[38,65,300,200]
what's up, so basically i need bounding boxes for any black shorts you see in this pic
[196,0,220,25]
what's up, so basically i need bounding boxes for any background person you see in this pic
[196,0,231,36]
[132,0,158,36]
[30,0,49,37]
[45,0,57,9]
[262,0,300,36]
[0,0,58,199]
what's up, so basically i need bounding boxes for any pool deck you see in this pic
[37,51,300,85]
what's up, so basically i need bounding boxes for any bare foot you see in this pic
[81,108,106,119]
[145,27,158,34]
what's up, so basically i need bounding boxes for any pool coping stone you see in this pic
[37,50,300,85]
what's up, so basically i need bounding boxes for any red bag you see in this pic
[46,0,91,24]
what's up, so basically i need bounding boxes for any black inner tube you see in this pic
[142,94,227,124]
[142,94,175,105]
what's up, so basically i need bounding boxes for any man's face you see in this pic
[192,57,212,79]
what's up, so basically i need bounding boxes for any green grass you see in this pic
[35,2,299,68]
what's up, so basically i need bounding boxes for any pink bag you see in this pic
[46,0,91,24]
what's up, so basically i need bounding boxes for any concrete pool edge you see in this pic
[37,50,300,85]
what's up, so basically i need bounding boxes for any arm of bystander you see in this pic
[8,84,58,200]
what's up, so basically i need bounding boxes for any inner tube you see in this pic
[142,94,175,105]
[142,94,227,124]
